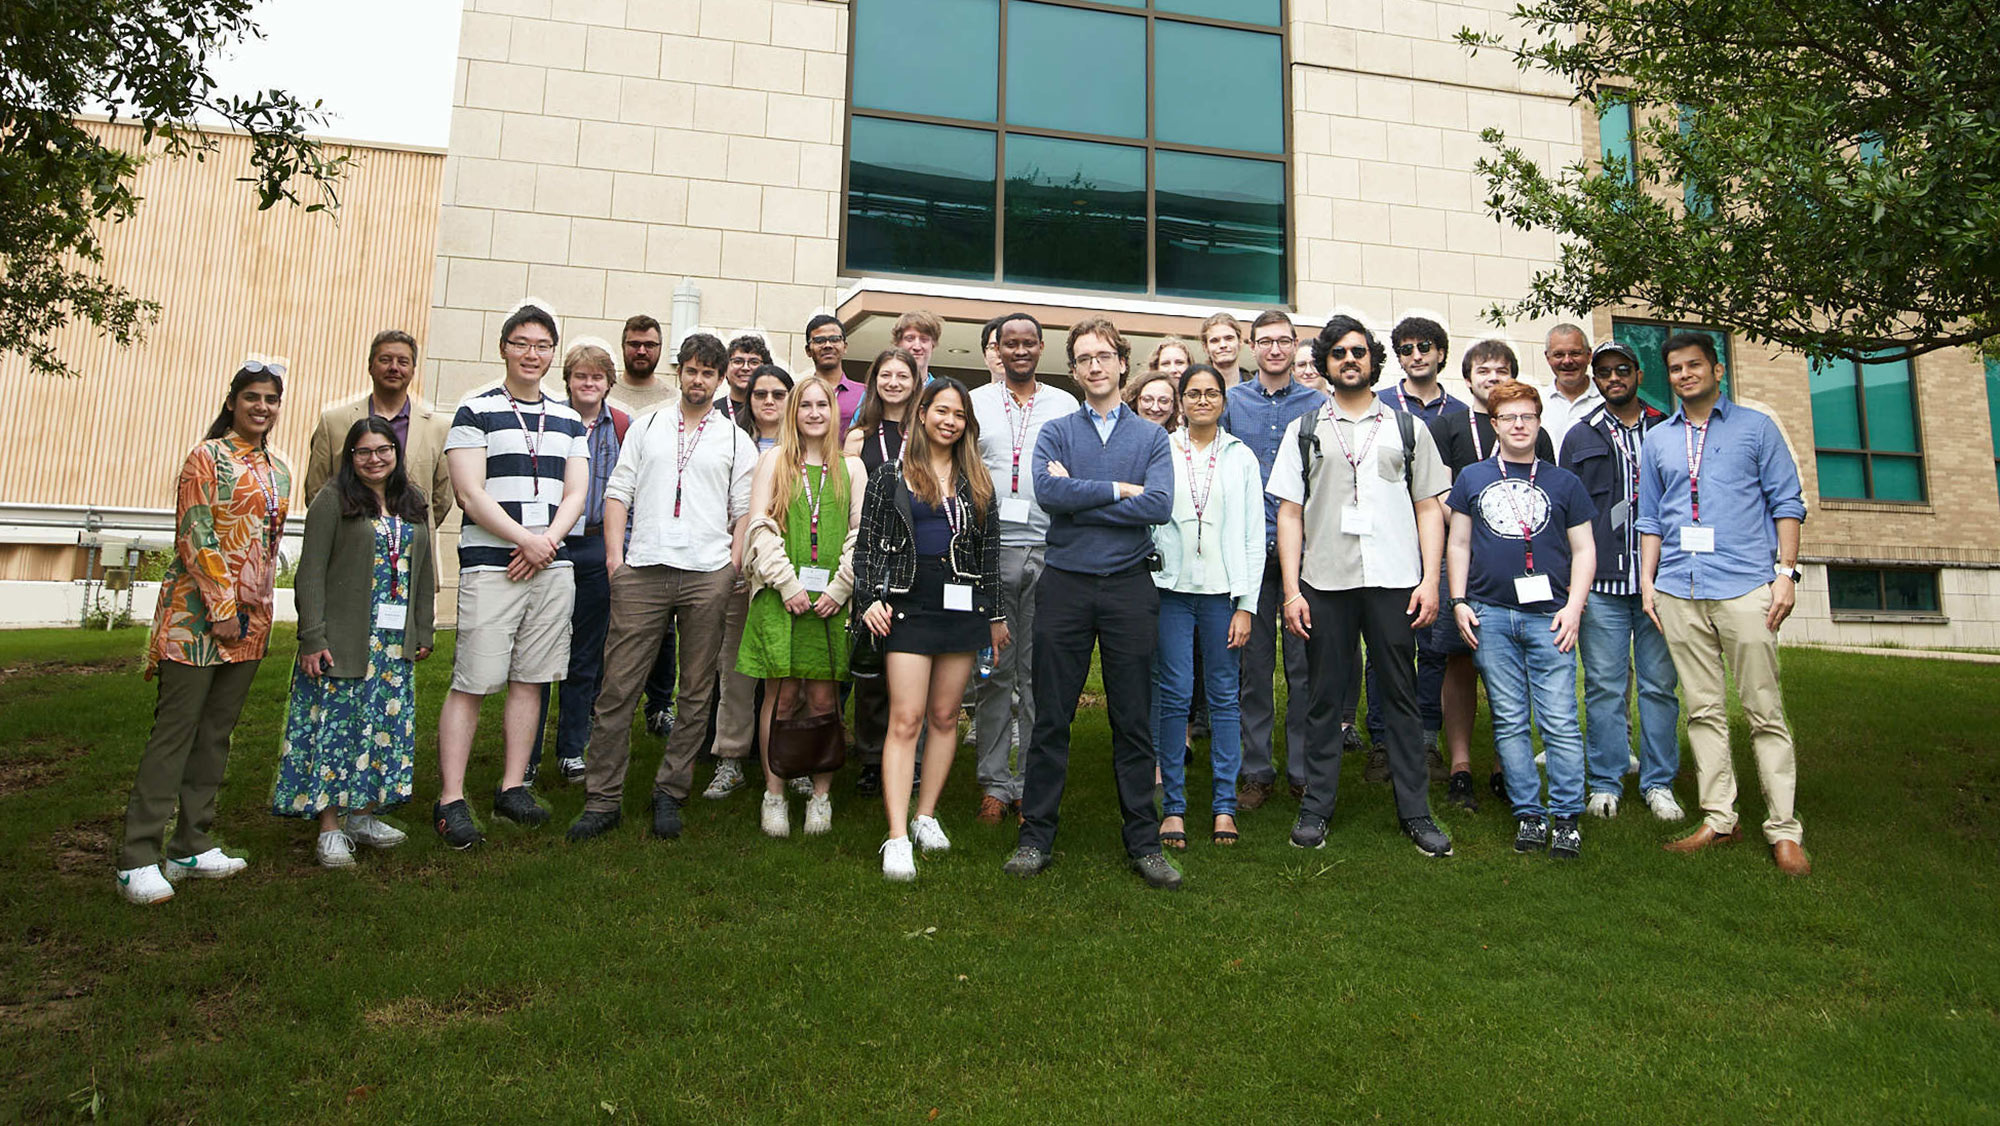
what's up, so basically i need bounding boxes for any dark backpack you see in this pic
[1298,405,1417,504]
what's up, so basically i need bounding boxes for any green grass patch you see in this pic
[1,627,1996,1122]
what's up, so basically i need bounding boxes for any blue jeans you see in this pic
[1578,591,1680,794]
[1471,602,1585,819]
[1154,591,1242,817]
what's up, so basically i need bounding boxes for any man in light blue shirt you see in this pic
[1637,331,1811,876]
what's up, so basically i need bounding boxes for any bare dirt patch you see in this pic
[0,737,90,798]
[45,816,118,877]
[362,985,535,1031]
[0,657,130,685]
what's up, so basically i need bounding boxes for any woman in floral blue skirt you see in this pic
[274,417,435,866]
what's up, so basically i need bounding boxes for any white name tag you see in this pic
[375,602,408,630]
[518,503,549,529]
[999,497,1032,524]
[1609,499,1630,529]
[1681,525,1716,554]
[1513,574,1554,604]
[943,583,974,612]
[799,566,831,593]
[662,521,693,549]
[1341,505,1375,536]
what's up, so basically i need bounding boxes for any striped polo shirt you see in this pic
[446,387,589,571]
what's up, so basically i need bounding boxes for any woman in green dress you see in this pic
[738,374,866,839]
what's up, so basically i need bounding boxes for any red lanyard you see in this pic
[240,448,281,561]
[1471,414,1489,462]
[1004,390,1036,493]
[1179,432,1220,555]
[1684,420,1710,523]
[674,409,712,518]
[385,516,404,600]
[877,419,898,465]
[1614,419,1642,504]
[1494,456,1541,572]
[801,463,823,564]
[505,395,547,499]
[1327,407,1385,504]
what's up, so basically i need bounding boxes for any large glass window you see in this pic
[1610,319,1731,414]
[1829,566,1941,615]
[1598,101,1636,183]
[845,0,1288,302]
[1810,353,1925,502]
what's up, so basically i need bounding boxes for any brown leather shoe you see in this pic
[1237,779,1274,812]
[975,795,1006,826]
[1772,840,1812,876]
[1663,824,1741,853]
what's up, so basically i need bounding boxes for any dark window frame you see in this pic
[839,0,1292,304]
[1810,353,1928,505]
[1826,565,1944,618]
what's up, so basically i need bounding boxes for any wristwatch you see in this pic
[1449,596,1469,609]
[1773,563,1802,583]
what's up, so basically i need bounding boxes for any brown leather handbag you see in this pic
[766,618,849,779]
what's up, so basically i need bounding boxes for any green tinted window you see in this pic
[846,118,996,280]
[1610,321,1730,413]
[1004,136,1146,291]
[1809,358,1862,448]
[1830,567,1940,613]
[1807,354,1925,501]
[1828,567,1883,611]
[1861,357,1919,452]
[1815,452,1867,500]
[852,0,998,121]
[1598,101,1635,182]
[1882,568,1940,612]
[1154,23,1283,153]
[1987,357,2000,497]
[1156,0,1281,23]
[1005,3,1146,138]
[1155,151,1285,303]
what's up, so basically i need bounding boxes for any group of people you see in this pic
[112,299,1813,904]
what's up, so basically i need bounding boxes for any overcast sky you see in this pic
[202,0,462,148]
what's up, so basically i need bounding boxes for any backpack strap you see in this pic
[1395,408,1416,494]
[1297,406,1322,505]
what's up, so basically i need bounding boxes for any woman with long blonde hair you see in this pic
[737,374,867,838]
[852,378,1005,880]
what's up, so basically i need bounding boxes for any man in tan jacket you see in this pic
[305,329,454,525]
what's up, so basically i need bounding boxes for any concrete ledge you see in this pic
[0,581,298,630]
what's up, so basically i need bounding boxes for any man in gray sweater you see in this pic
[1004,316,1181,890]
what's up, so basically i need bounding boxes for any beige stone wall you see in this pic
[428,0,851,404]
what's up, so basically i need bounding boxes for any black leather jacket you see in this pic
[852,460,1004,622]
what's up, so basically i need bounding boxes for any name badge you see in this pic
[518,503,550,530]
[1513,574,1554,604]
[1608,499,1630,529]
[799,566,831,593]
[1341,506,1375,536]
[662,521,693,549]
[999,497,1032,524]
[375,602,408,630]
[943,583,974,612]
[1681,525,1716,554]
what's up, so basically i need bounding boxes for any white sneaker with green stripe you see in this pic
[162,848,247,883]
[116,865,174,905]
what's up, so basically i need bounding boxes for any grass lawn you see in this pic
[2,625,1997,1123]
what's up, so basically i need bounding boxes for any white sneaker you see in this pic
[803,793,833,836]
[116,864,174,905]
[760,791,790,838]
[1626,753,1641,776]
[910,814,951,853]
[162,848,247,883]
[316,830,357,868]
[1534,750,1546,766]
[1644,787,1686,821]
[344,812,407,849]
[1585,792,1620,819]
[704,759,746,800]
[787,775,813,796]
[880,837,916,882]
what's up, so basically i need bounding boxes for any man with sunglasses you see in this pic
[1221,310,1327,811]
[1559,340,1680,822]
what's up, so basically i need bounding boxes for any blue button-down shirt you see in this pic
[1223,377,1328,542]
[1088,401,1126,443]
[1636,397,1806,601]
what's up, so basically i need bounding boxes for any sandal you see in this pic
[1212,814,1239,846]
[1160,815,1188,850]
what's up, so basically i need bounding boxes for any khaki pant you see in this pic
[120,659,261,868]
[1656,587,1801,843]
[712,581,756,760]
[584,564,734,811]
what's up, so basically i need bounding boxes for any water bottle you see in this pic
[977,646,994,680]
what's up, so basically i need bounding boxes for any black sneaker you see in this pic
[1343,726,1363,753]
[566,808,621,843]
[1001,846,1052,878]
[1402,816,1453,858]
[433,799,483,849]
[645,707,676,739]
[1489,769,1508,800]
[493,785,549,827]
[558,755,587,783]
[1549,816,1581,860]
[1131,852,1184,891]
[855,764,882,796]
[1447,770,1480,812]
[1514,815,1549,853]
[1363,748,1390,784]
[651,792,683,839]
[521,762,538,788]
[1291,812,1328,850]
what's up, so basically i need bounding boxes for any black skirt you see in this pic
[884,557,990,655]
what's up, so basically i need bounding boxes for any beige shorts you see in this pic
[451,566,576,694]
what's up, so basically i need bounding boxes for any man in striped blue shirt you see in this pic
[433,303,591,849]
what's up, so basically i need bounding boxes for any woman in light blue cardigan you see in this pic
[1153,364,1266,846]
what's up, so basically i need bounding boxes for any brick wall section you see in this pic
[429,0,849,404]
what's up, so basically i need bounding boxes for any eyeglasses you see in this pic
[1596,363,1636,377]
[240,359,288,377]
[352,446,397,462]
[808,334,846,347]
[1182,388,1225,402]
[625,341,661,351]
[1394,341,1436,357]
[505,338,556,355]
[1324,345,1372,361]
[1493,412,1541,425]
[728,356,761,367]
[1074,351,1121,370]
[1253,336,1296,351]
[751,389,787,400]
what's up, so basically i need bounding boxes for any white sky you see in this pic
[202,0,462,148]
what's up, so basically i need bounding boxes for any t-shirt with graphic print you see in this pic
[1445,456,1594,611]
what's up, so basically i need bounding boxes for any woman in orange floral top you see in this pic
[117,363,293,905]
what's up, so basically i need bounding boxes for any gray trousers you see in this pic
[120,658,261,869]
[1238,554,1319,786]
[973,544,1044,802]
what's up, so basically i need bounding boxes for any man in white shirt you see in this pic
[1540,323,1602,452]
[968,312,1078,825]
[568,332,758,844]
